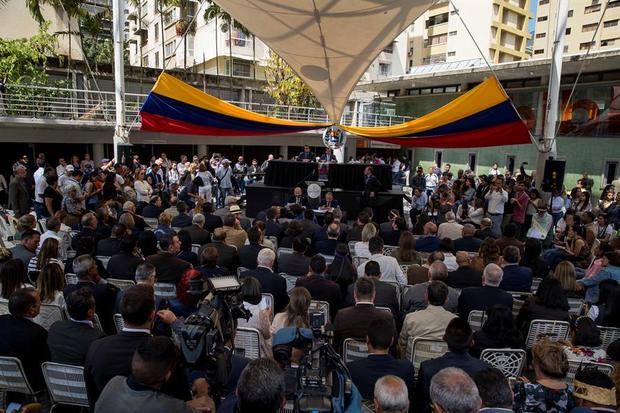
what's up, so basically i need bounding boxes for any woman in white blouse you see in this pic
[36,263,66,307]
[354,223,377,258]
[133,168,153,204]
[237,277,272,358]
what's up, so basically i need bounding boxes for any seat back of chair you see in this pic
[309,300,330,326]
[237,267,249,277]
[144,218,159,229]
[280,273,298,293]
[525,319,570,349]
[234,327,261,359]
[480,348,527,378]
[531,277,542,294]
[65,273,78,285]
[319,254,335,265]
[154,282,177,299]
[567,298,585,317]
[467,310,487,332]
[277,248,294,261]
[564,361,614,388]
[107,278,136,292]
[113,313,125,333]
[95,256,111,269]
[407,338,449,378]
[599,326,620,350]
[36,303,66,331]
[512,299,525,319]
[383,246,398,257]
[0,356,35,397]
[343,339,369,363]
[41,362,89,407]
[0,301,9,316]
[191,244,201,255]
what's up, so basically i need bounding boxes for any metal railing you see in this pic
[0,83,412,128]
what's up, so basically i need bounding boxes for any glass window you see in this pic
[584,4,601,13]
[537,16,548,22]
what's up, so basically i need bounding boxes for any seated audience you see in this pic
[239,227,267,269]
[347,318,415,401]
[447,251,482,289]
[429,367,481,413]
[237,276,272,358]
[499,245,533,292]
[326,242,358,297]
[179,213,211,245]
[470,237,501,274]
[552,260,582,298]
[271,286,311,335]
[95,224,126,256]
[171,201,192,228]
[402,261,459,313]
[222,213,248,250]
[278,236,311,276]
[437,211,464,241]
[356,236,406,284]
[495,223,524,254]
[373,375,410,413]
[313,223,340,256]
[407,251,443,286]
[393,231,422,266]
[0,259,33,301]
[295,255,342,320]
[200,227,239,271]
[145,234,191,284]
[197,246,229,278]
[36,262,65,307]
[241,248,289,313]
[470,305,523,358]
[517,277,570,334]
[380,216,406,247]
[521,238,550,279]
[473,368,515,413]
[578,250,620,304]
[176,231,199,266]
[415,222,441,252]
[141,195,164,219]
[474,218,496,240]
[571,367,617,413]
[453,224,483,253]
[458,263,513,319]
[107,237,144,280]
[47,288,105,365]
[153,212,176,241]
[586,279,620,327]
[563,317,606,363]
[354,222,377,258]
[346,260,399,315]
[9,229,40,267]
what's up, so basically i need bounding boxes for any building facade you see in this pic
[532,0,620,57]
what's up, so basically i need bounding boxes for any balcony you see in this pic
[0,84,412,128]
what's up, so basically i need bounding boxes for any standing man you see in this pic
[485,177,508,238]
[410,166,426,191]
[216,160,233,208]
[363,166,382,216]
[510,181,530,239]
[9,164,30,217]
[233,156,248,194]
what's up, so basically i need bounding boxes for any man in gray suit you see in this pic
[277,236,310,276]
[401,261,460,313]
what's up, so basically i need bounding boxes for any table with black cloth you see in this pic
[264,160,318,188]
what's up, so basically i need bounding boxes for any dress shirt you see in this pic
[485,189,508,214]
[34,169,47,203]
[357,254,406,284]
[70,317,94,328]
[413,192,428,211]
[121,327,151,334]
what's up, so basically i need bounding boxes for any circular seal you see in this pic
[322,126,347,150]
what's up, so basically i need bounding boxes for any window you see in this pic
[609,1,620,8]
[468,153,477,172]
[447,51,456,56]
[604,19,619,28]
[564,45,569,52]
[164,39,176,56]
[534,49,544,54]
[449,30,457,36]
[155,51,160,68]
[582,23,598,32]
[422,53,446,64]
[426,12,449,28]
[225,59,252,77]
[536,32,546,38]
[434,151,443,168]
[580,41,595,50]
[539,0,549,4]
[186,34,194,56]
[163,9,177,26]
[602,160,619,187]
[506,155,516,174]
[566,27,572,35]
[425,34,448,47]
[382,42,394,53]
[379,63,391,76]
[537,16,548,22]
[142,55,149,67]
[154,22,159,41]
[568,10,573,17]
[584,4,601,13]
[601,38,619,46]
[387,90,400,97]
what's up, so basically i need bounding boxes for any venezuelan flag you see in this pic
[339,76,531,148]
[140,72,331,136]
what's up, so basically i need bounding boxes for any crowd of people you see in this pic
[0,150,619,413]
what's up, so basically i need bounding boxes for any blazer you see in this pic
[453,236,483,253]
[474,228,496,240]
[399,305,457,349]
[332,303,396,353]
[347,354,414,400]
[72,228,102,251]
[240,267,289,313]
[379,230,402,247]
[287,195,309,207]
[95,237,122,257]
[204,214,223,233]
[179,225,211,246]
[199,241,239,271]
[402,281,460,313]
[64,281,119,335]
[107,253,144,280]
[264,220,284,239]
[447,265,482,289]
[313,239,339,256]
[295,274,343,320]
[141,204,164,219]
[238,243,267,269]
[344,279,399,316]
[146,252,191,284]
[171,213,192,228]
[0,315,50,391]
[47,319,105,365]
[457,286,513,319]
[277,251,311,276]
[415,236,441,252]
[84,331,190,407]
[499,265,533,292]
[415,352,490,412]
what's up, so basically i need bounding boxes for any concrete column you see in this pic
[197,144,208,157]
[280,145,289,160]
[345,137,357,162]
[92,143,105,165]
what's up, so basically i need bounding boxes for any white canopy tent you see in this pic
[213,0,435,121]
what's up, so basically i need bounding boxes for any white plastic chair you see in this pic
[0,301,9,316]
[280,273,299,293]
[0,357,37,400]
[319,254,335,265]
[407,337,449,378]
[41,362,89,412]
[191,244,201,254]
[277,247,294,261]
[65,273,78,285]
[530,277,542,294]
[512,298,525,319]
[383,245,398,256]
[467,310,487,332]
[567,298,585,317]
[234,327,261,359]
[35,303,66,331]
[113,313,125,333]
[95,255,111,269]
[154,282,177,299]
[107,278,136,291]
[564,361,614,388]
[480,348,527,378]
[144,218,159,229]
[309,300,330,325]
[525,319,570,349]
[343,339,369,363]
[237,266,250,277]
[599,326,620,350]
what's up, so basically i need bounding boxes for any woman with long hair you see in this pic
[326,243,358,297]
[354,223,377,258]
[521,238,549,279]
[586,279,620,328]
[394,231,421,265]
[551,261,582,298]
[470,305,523,358]
[37,263,66,307]
[27,237,64,283]
[0,259,32,300]
[271,287,312,335]
[237,276,272,357]
[563,317,606,363]
[133,168,153,207]
[517,277,570,334]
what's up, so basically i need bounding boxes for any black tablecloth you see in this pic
[328,163,392,191]
[264,160,318,188]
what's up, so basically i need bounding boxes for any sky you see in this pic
[528,0,538,33]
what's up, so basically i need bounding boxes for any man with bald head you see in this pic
[457,263,513,319]
[313,222,340,255]
[454,224,483,252]
[402,261,460,313]
[198,227,239,271]
[474,218,496,240]
[447,252,482,289]
[415,222,441,252]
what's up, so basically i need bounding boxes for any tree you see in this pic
[80,9,110,72]
[264,51,318,108]
[0,23,57,84]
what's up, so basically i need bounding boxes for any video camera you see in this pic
[180,276,250,397]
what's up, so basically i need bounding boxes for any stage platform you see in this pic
[245,182,404,220]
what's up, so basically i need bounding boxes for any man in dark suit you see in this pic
[277,236,311,276]
[301,209,321,241]
[95,224,126,257]
[347,318,414,401]
[288,187,308,207]
[72,212,101,250]
[145,234,191,284]
[199,228,239,272]
[238,227,267,269]
[295,255,342,321]
[346,211,371,242]
[264,206,284,239]
[415,222,441,252]
[297,145,315,162]
[141,195,164,218]
[180,213,211,246]
[332,277,396,353]
[240,248,289,313]
[447,252,482,289]
[202,203,223,233]
[318,191,340,212]
[313,223,340,256]
[48,288,105,365]
[453,224,483,252]
[380,216,406,247]
[107,237,144,280]
[363,166,382,214]
[457,263,513,319]
[171,201,193,228]
[84,285,190,408]
[344,260,399,316]
[0,288,50,391]
[474,218,496,240]
[498,245,532,292]
[64,254,119,335]
[414,318,491,412]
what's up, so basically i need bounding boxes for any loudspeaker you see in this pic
[541,159,566,192]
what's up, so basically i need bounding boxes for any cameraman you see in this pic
[218,358,286,413]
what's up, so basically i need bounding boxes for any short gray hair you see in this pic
[445,211,455,221]
[374,375,409,413]
[192,213,205,226]
[135,262,156,282]
[429,261,448,281]
[483,263,503,287]
[257,248,276,267]
[430,367,480,413]
[225,196,237,206]
[73,254,96,279]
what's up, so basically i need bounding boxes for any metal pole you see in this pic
[112,0,128,162]
[536,0,568,194]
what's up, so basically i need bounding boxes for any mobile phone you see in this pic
[7,402,23,413]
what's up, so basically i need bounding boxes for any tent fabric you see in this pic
[211,0,434,121]
[140,73,531,147]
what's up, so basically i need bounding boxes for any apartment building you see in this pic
[126,0,269,80]
[532,0,620,57]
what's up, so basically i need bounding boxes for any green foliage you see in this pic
[0,23,56,84]
[203,0,249,35]
[264,51,318,108]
